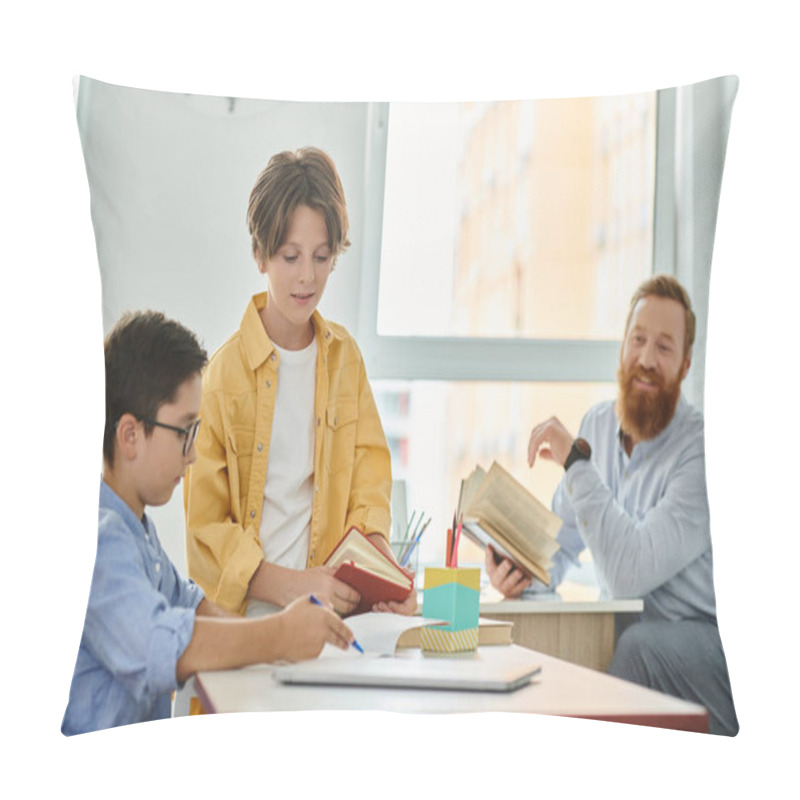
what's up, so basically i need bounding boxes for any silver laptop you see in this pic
[272,648,541,693]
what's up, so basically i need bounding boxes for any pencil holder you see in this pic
[421,567,480,652]
[390,539,420,578]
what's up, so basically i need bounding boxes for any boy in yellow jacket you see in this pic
[184,148,415,618]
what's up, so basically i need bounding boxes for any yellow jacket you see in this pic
[184,293,392,613]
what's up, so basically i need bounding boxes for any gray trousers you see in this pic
[608,619,738,736]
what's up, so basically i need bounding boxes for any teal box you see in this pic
[422,567,480,631]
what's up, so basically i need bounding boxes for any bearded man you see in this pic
[486,274,738,735]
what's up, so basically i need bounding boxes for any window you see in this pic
[360,95,659,567]
[376,95,657,341]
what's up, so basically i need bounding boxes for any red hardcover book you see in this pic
[325,527,414,615]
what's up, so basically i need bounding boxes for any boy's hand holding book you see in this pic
[324,527,416,615]
[372,573,418,615]
[248,559,362,616]
[301,565,363,616]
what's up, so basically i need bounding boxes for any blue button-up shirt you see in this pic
[548,395,717,623]
[62,481,204,735]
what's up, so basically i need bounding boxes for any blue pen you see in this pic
[309,594,364,653]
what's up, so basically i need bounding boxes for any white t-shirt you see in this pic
[247,337,317,618]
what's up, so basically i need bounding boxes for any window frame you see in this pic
[356,96,678,385]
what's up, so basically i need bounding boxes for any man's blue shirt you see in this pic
[62,481,204,735]
[542,395,717,623]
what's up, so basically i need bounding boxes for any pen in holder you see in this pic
[421,567,480,652]
[391,511,430,578]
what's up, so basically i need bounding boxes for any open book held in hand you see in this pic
[325,527,414,615]
[459,462,562,586]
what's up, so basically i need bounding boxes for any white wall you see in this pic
[77,78,370,348]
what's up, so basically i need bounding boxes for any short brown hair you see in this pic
[103,311,208,467]
[247,147,351,263]
[623,274,696,356]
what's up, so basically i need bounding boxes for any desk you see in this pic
[480,589,643,672]
[194,645,707,733]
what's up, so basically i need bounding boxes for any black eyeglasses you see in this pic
[138,416,202,456]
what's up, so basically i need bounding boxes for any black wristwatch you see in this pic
[564,438,591,471]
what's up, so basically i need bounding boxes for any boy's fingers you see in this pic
[333,579,361,604]
[326,614,355,649]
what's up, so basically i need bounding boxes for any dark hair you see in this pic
[623,274,696,357]
[247,147,350,263]
[103,311,208,467]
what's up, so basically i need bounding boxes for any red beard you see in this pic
[615,364,682,442]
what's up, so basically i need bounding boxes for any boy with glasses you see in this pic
[62,310,354,735]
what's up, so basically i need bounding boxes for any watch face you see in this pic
[576,438,591,458]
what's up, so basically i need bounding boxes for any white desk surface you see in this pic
[194,644,706,732]
[479,595,643,614]
[477,579,643,613]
